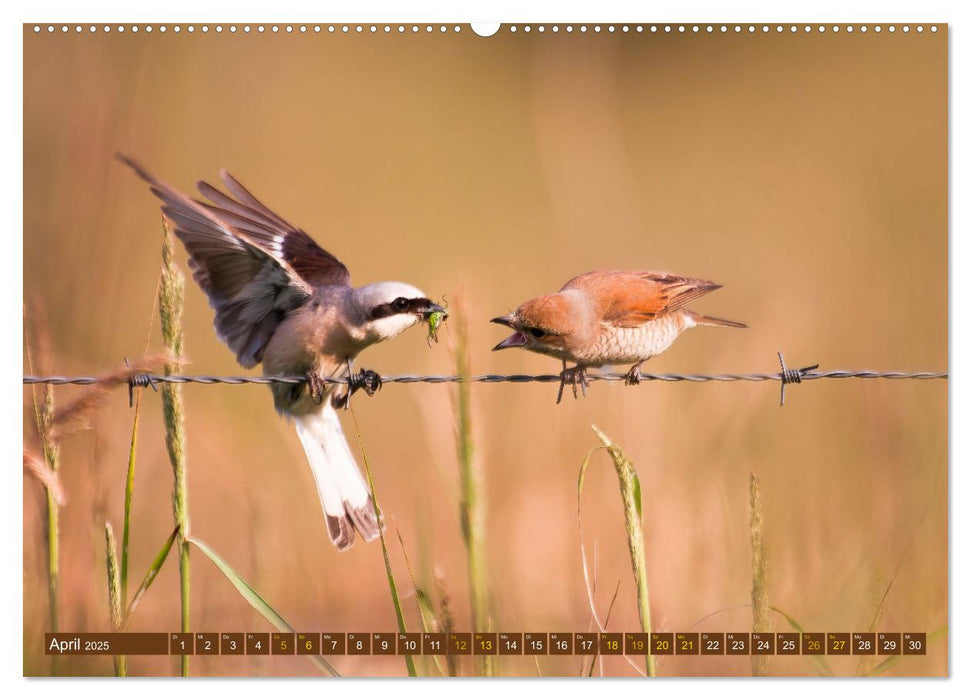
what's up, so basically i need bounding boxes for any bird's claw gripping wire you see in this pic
[624,362,645,387]
[556,362,589,404]
[305,369,327,406]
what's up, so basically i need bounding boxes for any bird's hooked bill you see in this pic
[421,302,447,320]
[491,314,525,350]
[492,331,527,351]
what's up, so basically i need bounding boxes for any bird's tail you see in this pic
[686,310,748,329]
[293,404,381,550]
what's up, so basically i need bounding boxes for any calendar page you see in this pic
[21,17,947,680]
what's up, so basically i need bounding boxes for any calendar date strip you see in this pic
[46,631,928,656]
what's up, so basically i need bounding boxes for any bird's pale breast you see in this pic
[580,313,685,365]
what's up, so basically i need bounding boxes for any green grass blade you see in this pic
[349,409,418,677]
[121,390,143,608]
[577,447,600,498]
[120,525,180,630]
[770,606,832,676]
[189,536,339,677]
[855,507,928,676]
[577,446,606,633]
[395,525,446,676]
[867,627,946,676]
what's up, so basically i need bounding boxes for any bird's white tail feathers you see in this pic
[293,404,381,550]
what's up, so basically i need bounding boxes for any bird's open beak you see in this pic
[492,332,527,351]
[421,302,448,320]
[491,314,525,350]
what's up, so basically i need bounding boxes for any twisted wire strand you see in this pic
[22,369,948,387]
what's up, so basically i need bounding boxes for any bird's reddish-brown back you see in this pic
[561,270,722,328]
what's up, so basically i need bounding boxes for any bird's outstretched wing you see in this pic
[562,270,721,328]
[196,170,350,288]
[119,155,350,367]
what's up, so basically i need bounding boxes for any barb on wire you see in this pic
[777,352,819,407]
[23,352,947,408]
[125,358,159,408]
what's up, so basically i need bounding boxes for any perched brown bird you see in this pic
[119,155,446,550]
[491,270,745,402]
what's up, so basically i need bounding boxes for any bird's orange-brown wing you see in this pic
[561,270,721,328]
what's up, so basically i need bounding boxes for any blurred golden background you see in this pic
[23,25,947,677]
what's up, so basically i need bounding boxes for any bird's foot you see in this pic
[333,369,383,410]
[556,365,589,404]
[304,369,327,405]
[624,362,644,386]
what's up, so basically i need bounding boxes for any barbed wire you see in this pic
[22,353,947,407]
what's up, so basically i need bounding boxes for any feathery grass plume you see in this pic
[158,218,191,677]
[46,354,171,442]
[348,409,418,677]
[104,522,126,676]
[450,297,494,676]
[590,425,656,677]
[23,450,64,506]
[749,469,769,676]
[24,305,60,672]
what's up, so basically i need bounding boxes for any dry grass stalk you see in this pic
[589,425,656,677]
[24,304,60,672]
[158,218,191,677]
[577,446,647,678]
[104,522,126,676]
[450,297,494,676]
[749,469,769,676]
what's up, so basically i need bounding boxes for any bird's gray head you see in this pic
[355,282,446,343]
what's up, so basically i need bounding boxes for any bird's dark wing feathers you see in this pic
[119,155,347,368]
[199,171,351,288]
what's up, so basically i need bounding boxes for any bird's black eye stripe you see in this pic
[528,328,546,339]
[369,297,433,320]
